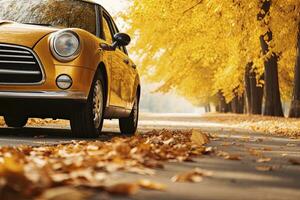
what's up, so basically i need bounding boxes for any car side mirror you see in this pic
[112,33,131,50]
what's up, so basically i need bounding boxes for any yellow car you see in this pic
[0,0,141,137]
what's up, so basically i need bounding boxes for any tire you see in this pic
[4,116,28,128]
[70,72,105,138]
[119,95,139,135]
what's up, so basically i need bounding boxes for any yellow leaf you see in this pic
[191,130,209,146]
[138,179,167,191]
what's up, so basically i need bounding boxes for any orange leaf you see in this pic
[105,183,139,195]
[138,179,166,191]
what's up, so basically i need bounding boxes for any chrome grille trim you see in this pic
[0,69,41,75]
[0,49,31,54]
[0,60,36,64]
[0,55,34,59]
[0,44,45,85]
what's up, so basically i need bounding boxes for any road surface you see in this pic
[0,113,299,200]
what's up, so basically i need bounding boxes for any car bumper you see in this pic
[0,90,87,101]
[0,91,88,119]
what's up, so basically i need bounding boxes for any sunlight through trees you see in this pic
[125,0,300,117]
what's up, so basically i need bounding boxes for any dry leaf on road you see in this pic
[171,168,213,183]
[256,158,272,163]
[37,187,90,200]
[0,129,211,198]
[286,143,297,147]
[191,130,210,146]
[255,166,273,172]
[289,158,300,165]
[138,179,166,191]
[105,183,139,195]
[224,154,241,161]
[261,147,272,151]
[248,148,264,157]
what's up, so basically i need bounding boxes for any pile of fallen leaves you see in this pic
[201,113,300,138]
[0,130,210,200]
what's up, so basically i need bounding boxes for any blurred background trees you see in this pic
[123,0,300,117]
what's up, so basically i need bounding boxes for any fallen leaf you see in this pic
[171,168,212,183]
[138,179,166,191]
[105,183,139,195]
[191,130,209,146]
[256,158,272,163]
[261,147,272,151]
[286,143,296,147]
[216,151,229,157]
[204,146,214,154]
[254,138,264,142]
[221,142,231,146]
[248,149,263,157]
[163,138,175,145]
[37,187,90,200]
[224,154,241,161]
[255,166,273,172]
[0,157,36,197]
[289,158,300,165]
[128,167,156,175]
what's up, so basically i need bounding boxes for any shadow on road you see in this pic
[0,126,124,143]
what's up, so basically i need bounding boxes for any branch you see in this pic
[183,0,203,15]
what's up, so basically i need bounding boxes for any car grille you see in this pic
[0,44,44,84]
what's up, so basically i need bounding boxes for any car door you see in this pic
[110,17,137,109]
[101,12,126,108]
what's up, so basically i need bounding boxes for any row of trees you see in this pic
[124,0,300,117]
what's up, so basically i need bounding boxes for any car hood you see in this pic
[0,21,59,48]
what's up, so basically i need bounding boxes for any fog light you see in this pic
[56,74,72,90]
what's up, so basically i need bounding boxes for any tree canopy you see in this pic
[125,0,300,108]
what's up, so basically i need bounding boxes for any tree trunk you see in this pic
[250,72,264,115]
[258,0,284,117]
[245,63,252,113]
[216,105,220,112]
[204,103,211,113]
[204,106,208,113]
[231,95,239,113]
[245,62,263,114]
[262,51,283,116]
[217,91,228,113]
[238,94,245,114]
[227,101,233,113]
[207,103,211,112]
[231,94,244,114]
[289,24,300,118]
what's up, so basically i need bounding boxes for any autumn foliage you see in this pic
[125,0,300,116]
[0,130,210,199]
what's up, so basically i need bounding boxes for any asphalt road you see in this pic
[0,113,300,200]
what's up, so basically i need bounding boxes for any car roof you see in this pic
[82,0,101,6]
[81,0,112,16]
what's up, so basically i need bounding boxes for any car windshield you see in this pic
[0,0,96,35]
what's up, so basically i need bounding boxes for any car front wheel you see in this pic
[119,95,139,135]
[70,72,105,138]
[4,115,28,128]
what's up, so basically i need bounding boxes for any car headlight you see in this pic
[50,30,80,62]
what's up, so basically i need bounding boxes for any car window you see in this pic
[102,11,129,55]
[102,15,114,44]
[0,0,97,35]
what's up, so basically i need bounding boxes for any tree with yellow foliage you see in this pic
[125,0,300,117]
